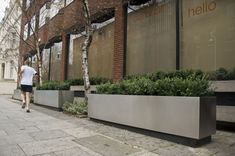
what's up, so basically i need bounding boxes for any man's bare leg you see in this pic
[26,92,31,112]
[21,91,26,108]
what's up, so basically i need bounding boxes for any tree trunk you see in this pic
[36,41,43,86]
[82,0,92,104]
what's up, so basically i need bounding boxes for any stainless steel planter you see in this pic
[34,90,74,108]
[70,85,97,92]
[211,80,235,92]
[12,89,21,101]
[88,94,216,140]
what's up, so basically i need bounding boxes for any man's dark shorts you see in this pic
[21,85,33,93]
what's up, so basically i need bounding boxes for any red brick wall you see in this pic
[113,2,127,82]
[20,0,129,81]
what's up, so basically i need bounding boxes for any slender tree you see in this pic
[15,0,63,86]
[81,0,93,104]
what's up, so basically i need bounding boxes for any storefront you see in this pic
[42,0,235,81]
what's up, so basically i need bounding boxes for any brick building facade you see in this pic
[20,0,235,83]
[20,0,140,82]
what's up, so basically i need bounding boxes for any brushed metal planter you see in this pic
[210,80,235,106]
[34,90,74,109]
[211,80,235,92]
[70,85,97,103]
[12,89,21,101]
[70,85,97,92]
[88,94,216,140]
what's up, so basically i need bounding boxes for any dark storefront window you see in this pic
[50,42,62,80]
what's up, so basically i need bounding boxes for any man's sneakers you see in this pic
[22,103,26,109]
[22,102,30,113]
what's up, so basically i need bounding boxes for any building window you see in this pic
[25,0,34,9]
[50,42,62,80]
[65,0,74,6]
[10,60,14,78]
[11,32,16,48]
[54,42,62,60]
[50,0,64,18]
[23,23,29,40]
[39,4,49,27]
[30,15,36,36]
[26,0,30,9]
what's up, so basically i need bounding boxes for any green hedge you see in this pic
[97,70,213,97]
[37,77,111,90]
[124,69,206,81]
[125,68,235,81]
[63,101,87,115]
[207,67,235,80]
[64,77,111,86]
[36,81,70,90]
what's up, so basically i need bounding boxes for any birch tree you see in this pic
[81,0,92,104]
[19,0,44,86]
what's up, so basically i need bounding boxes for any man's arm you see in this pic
[18,66,24,81]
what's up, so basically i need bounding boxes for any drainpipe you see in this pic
[176,0,180,70]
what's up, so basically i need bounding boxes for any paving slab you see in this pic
[19,137,78,155]
[36,121,78,131]
[153,144,198,156]
[0,134,34,146]
[214,144,235,156]
[124,135,174,151]
[54,147,98,156]
[128,151,161,156]
[74,135,140,156]
[4,126,40,135]
[34,154,57,156]
[63,127,98,139]
[85,123,146,142]
[29,129,70,141]
[0,145,26,156]
[0,130,7,136]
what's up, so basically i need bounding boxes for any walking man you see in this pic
[19,59,37,113]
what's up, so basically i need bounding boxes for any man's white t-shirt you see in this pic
[20,65,37,86]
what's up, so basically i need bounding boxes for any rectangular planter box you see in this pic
[12,89,21,101]
[70,85,97,92]
[12,88,36,101]
[211,81,235,106]
[211,80,235,92]
[70,85,97,102]
[88,94,216,141]
[34,90,74,109]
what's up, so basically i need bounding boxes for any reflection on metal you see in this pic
[34,90,74,108]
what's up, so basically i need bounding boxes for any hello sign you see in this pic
[188,0,217,17]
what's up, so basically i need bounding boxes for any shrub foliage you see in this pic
[36,81,70,90]
[64,77,111,86]
[207,67,235,80]
[63,101,88,115]
[97,70,213,97]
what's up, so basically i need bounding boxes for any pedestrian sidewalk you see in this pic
[0,95,234,156]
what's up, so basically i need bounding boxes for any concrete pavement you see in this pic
[0,95,234,156]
